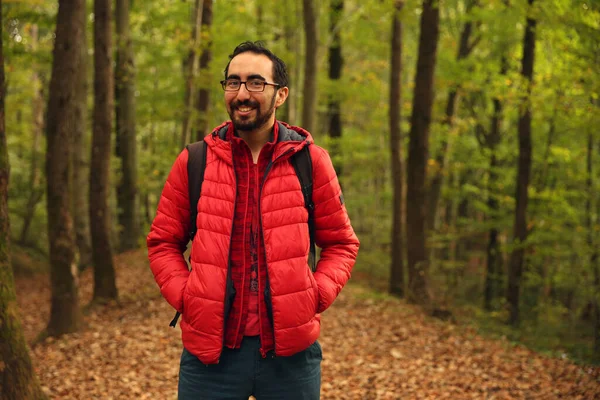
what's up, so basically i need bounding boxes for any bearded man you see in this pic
[147,41,359,400]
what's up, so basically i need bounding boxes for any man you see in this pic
[147,41,359,400]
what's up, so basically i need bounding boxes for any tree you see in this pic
[91,0,118,302]
[18,26,45,246]
[278,0,301,124]
[115,0,139,251]
[427,0,478,233]
[389,0,405,298]
[507,0,536,326]
[180,0,203,148]
[483,52,508,312]
[587,131,599,358]
[72,4,93,270]
[406,0,440,305]
[302,0,318,134]
[195,0,213,142]
[45,0,85,336]
[0,1,48,395]
[328,0,343,175]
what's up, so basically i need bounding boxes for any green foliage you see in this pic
[3,0,600,364]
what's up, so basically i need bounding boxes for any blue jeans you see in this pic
[178,336,322,400]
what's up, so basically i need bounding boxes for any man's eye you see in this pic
[248,80,264,89]
[227,80,240,88]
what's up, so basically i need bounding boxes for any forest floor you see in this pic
[15,250,600,400]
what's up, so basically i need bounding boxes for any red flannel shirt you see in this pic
[223,123,277,356]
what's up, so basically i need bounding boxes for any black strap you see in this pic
[186,140,208,242]
[291,144,316,272]
[170,141,207,328]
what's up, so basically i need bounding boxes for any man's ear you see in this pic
[275,87,289,109]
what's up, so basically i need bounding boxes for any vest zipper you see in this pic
[222,149,239,361]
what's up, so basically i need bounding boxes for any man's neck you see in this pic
[237,122,275,155]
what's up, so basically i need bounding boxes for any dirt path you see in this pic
[16,251,600,399]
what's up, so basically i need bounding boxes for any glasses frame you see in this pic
[220,79,281,92]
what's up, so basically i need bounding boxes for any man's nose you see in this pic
[235,83,251,100]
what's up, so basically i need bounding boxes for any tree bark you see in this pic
[327,0,343,175]
[278,0,299,124]
[389,0,405,298]
[484,100,503,311]
[180,0,203,148]
[406,0,440,305]
[195,0,213,142]
[45,0,84,337]
[537,98,559,188]
[0,2,48,396]
[115,0,139,251]
[587,132,600,358]
[484,54,508,311]
[19,73,45,245]
[92,0,118,301]
[507,0,536,326]
[72,7,93,270]
[427,0,477,232]
[302,0,318,134]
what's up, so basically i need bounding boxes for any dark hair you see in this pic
[224,41,289,87]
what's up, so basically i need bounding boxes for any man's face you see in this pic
[224,52,287,132]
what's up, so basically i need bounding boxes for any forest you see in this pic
[1,0,599,398]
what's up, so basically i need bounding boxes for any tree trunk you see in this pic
[278,0,299,124]
[72,8,93,270]
[180,0,203,148]
[484,55,508,311]
[195,0,213,142]
[389,0,405,298]
[0,3,48,396]
[115,0,139,251]
[288,0,302,125]
[92,0,118,302]
[19,71,45,245]
[484,106,502,311]
[406,0,440,305]
[45,0,85,337]
[587,132,600,358]
[595,256,600,359]
[302,0,318,134]
[537,98,559,188]
[327,0,343,175]
[427,0,477,232]
[507,0,536,326]
[143,68,159,225]
[257,1,264,38]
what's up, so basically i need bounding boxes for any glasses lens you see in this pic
[246,80,265,92]
[224,79,240,91]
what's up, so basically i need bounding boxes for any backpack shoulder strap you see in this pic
[185,140,207,242]
[290,144,316,272]
[170,140,206,328]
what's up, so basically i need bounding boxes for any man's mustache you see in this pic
[232,100,259,108]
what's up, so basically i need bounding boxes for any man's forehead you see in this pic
[227,52,274,79]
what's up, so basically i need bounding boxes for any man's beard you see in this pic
[229,93,277,132]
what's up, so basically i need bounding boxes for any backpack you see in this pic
[169,140,315,327]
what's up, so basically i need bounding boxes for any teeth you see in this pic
[238,107,253,112]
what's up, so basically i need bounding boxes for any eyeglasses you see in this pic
[220,78,280,92]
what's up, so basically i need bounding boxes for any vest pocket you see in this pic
[264,276,273,324]
[223,278,236,325]
[307,264,319,313]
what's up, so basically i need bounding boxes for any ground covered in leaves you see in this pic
[15,250,600,399]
